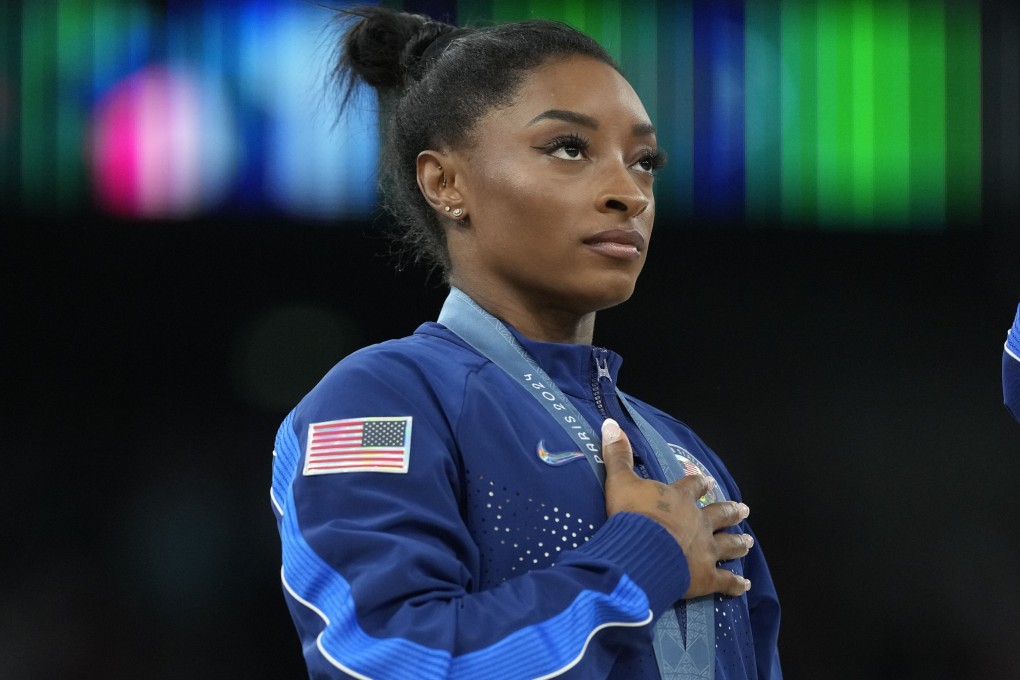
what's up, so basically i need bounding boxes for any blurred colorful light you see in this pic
[90,66,236,217]
[2,0,1013,228]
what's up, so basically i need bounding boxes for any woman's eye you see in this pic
[633,149,667,175]
[534,135,589,161]
[551,144,585,161]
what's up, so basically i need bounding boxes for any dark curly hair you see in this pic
[332,7,618,277]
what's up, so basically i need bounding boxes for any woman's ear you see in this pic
[417,151,467,221]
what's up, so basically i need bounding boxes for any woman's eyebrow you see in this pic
[633,122,656,137]
[526,109,599,128]
[525,109,657,139]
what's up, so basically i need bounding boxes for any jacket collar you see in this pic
[499,324,623,401]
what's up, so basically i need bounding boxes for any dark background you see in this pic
[4,214,1018,678]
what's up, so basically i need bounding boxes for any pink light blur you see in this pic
[90,66,207,218]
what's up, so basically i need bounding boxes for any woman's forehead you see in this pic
[496,55,651,130]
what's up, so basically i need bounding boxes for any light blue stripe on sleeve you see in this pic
[273,416,653,679]
[271,410,297,517]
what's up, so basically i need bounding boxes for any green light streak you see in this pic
[456,0,494,26]
[780,0,800,223]
[20,2,57,211]
[796,1,817,223]
[57,0,92,212]
[945,0,981,226]
[850,0,875,225]
[491,0,527,23]
[530,0,566,22]
[781,0,817,224]
[907,0,946,228]
[0,2,13,202]
[561,0,587,32]
[656,1,692,219]
[744,0,781,224]
[619,2,657,120]
[873,0,910,226]
[815,0,854,227]
[579,0,623,62]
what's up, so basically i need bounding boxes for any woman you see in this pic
[271,8,781,679]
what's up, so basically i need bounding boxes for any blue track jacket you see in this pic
[272,318,782,679]
[1005,303,1020,422]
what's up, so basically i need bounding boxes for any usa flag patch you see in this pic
[303,416,412,476]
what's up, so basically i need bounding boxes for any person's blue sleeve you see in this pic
[270,347,690,679]
[1004,304,1020,423]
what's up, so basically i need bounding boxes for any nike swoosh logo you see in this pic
[537,440,586,466]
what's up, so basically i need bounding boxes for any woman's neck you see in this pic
[450,281,595,345]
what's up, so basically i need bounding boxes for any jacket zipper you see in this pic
[590,348,650,479]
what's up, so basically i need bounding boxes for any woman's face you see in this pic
[446,55,661,320]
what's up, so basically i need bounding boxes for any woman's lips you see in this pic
[583,229,645,260]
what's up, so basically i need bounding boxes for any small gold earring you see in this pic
[444,206,451,212]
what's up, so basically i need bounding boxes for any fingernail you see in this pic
[743,578,752,592]
[743,534,754,550]
[602,418,621,444]
[737,503,750,519]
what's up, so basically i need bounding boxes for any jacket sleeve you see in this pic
[1004,303,1020,423]
[270,348,690,679]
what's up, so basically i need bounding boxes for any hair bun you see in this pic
[340,7,458,90]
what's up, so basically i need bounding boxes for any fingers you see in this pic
[674,473,714,502]
[714,570,753,598]
[708,529,753,597]
[700,500,750,532]
[598,420,757,600]
[715,530,754,562]
[685,557,754,600]
[601,419,636,479]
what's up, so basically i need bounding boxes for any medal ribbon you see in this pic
[437,287,716,680]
